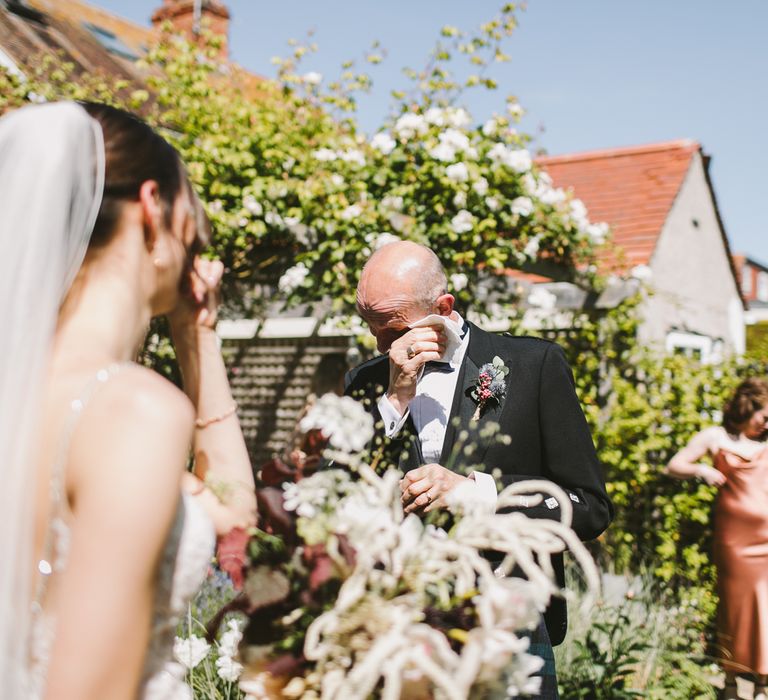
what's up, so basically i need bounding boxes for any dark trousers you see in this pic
[518,617,559,699]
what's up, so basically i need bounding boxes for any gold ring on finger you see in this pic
[407,345,416,359]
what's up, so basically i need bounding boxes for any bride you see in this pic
[0,101,256,699]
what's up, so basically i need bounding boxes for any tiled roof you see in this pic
[537,140,700,272]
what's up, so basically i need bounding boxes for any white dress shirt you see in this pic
[377,313,498,511]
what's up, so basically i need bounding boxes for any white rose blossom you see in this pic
[365,231,401,250]
[453,191,467,208]
[446,162,469,182]
[485,196,500,212]
[451,209,475,233]
[586,222,609,244]
[446,107,472,129]
[482,118,498,137]
[303,71,323,85]
[278,262,310,294]
[173,635,210,670]
[371,131,396,155]
[264,211,284,227]
[312,148,337,162]
[339,149,366,167]
[243,195,263,216]
[450,272,469,292]
[510,196,534,217]
[487,144,531,173]
[524,236,540,258]
[429,142,456,162]
[507,103,525,119]
[394,112,428,140]
[472,177,489,196]
[424,107,446,126]
[341,203,363,221]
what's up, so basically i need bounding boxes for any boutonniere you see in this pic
[470,356,509,420]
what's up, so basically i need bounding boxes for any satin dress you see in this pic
[712,435,768,674]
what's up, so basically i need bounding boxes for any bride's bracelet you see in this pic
[195,402,238,429]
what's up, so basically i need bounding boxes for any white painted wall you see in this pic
[638,151,745,356]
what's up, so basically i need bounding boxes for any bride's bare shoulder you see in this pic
[68,364,194,486]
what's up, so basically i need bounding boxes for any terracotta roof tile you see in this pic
[537,139,699,271]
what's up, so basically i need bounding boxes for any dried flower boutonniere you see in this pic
[471,355,509,420]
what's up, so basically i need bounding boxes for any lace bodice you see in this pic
[27,365,215,699]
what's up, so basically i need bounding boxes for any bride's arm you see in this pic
[665,426,726,486]
[44,371,194,700]
[169,258,257,535]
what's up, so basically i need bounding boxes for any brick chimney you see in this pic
[151,0,230,60]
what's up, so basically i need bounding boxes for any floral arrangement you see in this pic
[212,394,598,700]
[471,355,510,420]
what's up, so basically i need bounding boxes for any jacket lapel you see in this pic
[440,323,510,469]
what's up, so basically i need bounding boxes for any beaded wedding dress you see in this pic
[27,365,216,699]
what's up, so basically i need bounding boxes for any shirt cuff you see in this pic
[470,471,498,510]
[378,394,409,438]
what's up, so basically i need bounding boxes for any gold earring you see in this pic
[153,257,162,268]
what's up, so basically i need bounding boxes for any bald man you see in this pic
[345,241,612,695]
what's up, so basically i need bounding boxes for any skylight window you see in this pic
[83,22,139,61]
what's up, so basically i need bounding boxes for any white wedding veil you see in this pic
[0,102,104,698]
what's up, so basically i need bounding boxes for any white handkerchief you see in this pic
[408,314,463,364]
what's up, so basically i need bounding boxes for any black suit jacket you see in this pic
[345,322,613,644]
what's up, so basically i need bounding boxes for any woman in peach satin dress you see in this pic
[667,378,768,700]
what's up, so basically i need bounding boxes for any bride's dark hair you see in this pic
[80,102,188,245]
[723,377,768,437]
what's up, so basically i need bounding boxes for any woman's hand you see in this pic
[168,257,223,335]
[695,464,726,487]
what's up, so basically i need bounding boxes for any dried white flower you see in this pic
[299,393,374,453]
[173,635,210,670]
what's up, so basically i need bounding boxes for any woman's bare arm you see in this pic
[665,426,726,486]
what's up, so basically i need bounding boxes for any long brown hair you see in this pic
[80,102,187,245]
[723,377,768,436]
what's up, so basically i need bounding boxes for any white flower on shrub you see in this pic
[429,142,456,162]
[299,393,374,453]
[453,191,467,208]
[208,199,223,214]
[243,195,263,216]
[365,231,400,250]
[586,222,609,244]
[538,186,566,206]
[389,212,411,233]
[446,107,472,129]
[524,236,540,258]
[371,131,396,155]
[473,177,489,196]
[507,103,525,119]
[330,173,345,188]
[340,203,363,221]
[485,196,500,211]
[451,209,475,233]
[173,635,210,670]
[394,112,428,139]
[446,162,469,182]
[510,196,534,217]
[264,211,284,227]
[569,198,589,228]
[339,149,366,167]
[521,172,537,195]
[380,195,403,212]
[527,286,557,310]
[312,148,337,162]
[488,144,532,173]
[278,262,310,294]
[424,106,446,126]
[440,128,471,152]
[482,118,498,137]
[630,264,652,281]
[303,71,323,85]
[450,272,469,292]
